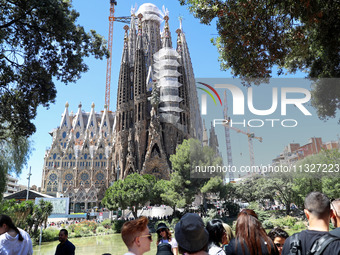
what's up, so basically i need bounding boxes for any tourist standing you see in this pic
[206,219,226,255]
[225,209,278,255]
[156,222,178,255]
[0,214,33,255]
[221,223,234,251]
[282,192,340,254]
[175,213,209,255]
[268,227,289,255]
[55,229,75,255]
[121,216,152,255]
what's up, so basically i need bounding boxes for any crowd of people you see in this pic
[0,192,340,255]
[121,192,340,255]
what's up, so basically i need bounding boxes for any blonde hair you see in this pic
[222,223,234,244]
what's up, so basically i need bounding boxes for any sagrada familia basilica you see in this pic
[41,3,219,212]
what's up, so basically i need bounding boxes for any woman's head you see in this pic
[268,227,289,255]
[157,223,172,242]
[206,219,225,246]
[0,214,23,241]
[222,223,234,245]
[235,209,273,255]
[0,214,14,234]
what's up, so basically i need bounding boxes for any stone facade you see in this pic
[41,3,204,211]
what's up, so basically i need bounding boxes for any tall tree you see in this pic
[0,0,108,140]
[169,138,224,210]
[0,133,31,200]
[102,174,155,218]
[179,0,340,120]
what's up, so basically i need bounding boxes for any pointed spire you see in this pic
[122,25,129,64]
[178,16,183,31]
[137,13,143,50]
[60,101,71,130]
[176,28,182,53]
[162,15,172,48]
[128,11,137,65]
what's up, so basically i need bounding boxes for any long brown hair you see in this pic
[157,228,172,244]
[235,209,273,255]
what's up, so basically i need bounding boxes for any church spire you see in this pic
[128,9,137,65]
[60,102,71,130]
[117,25,131,111]
[162,15,172,48]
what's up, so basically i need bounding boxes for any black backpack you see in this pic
[289,232,340,255]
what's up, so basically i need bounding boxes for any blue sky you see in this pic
[16,0,340,186]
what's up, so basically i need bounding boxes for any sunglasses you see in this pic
[159,229,167,232]
[139,234,152,241]
[275,243,283,248]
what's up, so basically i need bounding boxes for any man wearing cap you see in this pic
[175,213,209,255]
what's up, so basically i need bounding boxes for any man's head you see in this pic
[58,229,68,243]
[175,213,208,254]
[121,216,152,255]
[331,199,340,228]
[304,192,331,221]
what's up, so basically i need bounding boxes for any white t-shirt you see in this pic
[0,228,33,255]
[208,243,225,255]
[159,238,178,248]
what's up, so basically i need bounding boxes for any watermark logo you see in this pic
[197,80,312,128]
[197,82,222,115]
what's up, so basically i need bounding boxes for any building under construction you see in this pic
[40,3,204,212]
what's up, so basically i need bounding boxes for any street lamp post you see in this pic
[26,166,32,201]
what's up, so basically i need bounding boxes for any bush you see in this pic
[101,219,112,229]
[74,226,93,237]
[42,227,60,242]
[96,226,106,233]
[112,220,126,233]
[262,220,274,229]
[292,221,306,231]
[281,216,297,228]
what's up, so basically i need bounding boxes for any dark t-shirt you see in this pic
[330,228,340,238]
[282,230,340,255]
[55,239,75,255]
[225,238,279,255]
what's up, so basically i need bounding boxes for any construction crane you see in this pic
[222,90,262,169]
[222,90,234,182]
[105,0,131,111]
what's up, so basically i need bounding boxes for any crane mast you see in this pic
[223,91,234,182]
[105,0,131,111]
[105,0,116,111]
[223,90,262,170]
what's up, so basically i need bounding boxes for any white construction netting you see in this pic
[153,47,183,125]
[136,3,162,22]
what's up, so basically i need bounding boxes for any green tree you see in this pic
[160,172,187,211]
[179,0,340,120]
[0,0,108,140]
[102,174,154,218]
[169,138,224,211]
[0,199,53,238]
[179,0,340,80]
[0,134,31,200]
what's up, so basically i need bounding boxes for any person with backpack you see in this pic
[282,192,340,255]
